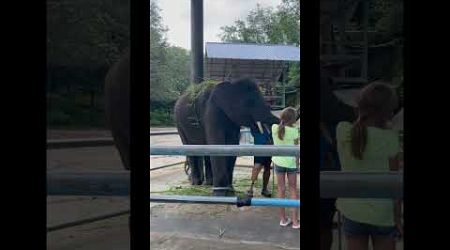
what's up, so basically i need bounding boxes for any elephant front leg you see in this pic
[227,156,237,191]
[204,156,213,186]
[210,156,233,196]
[188,156,204,185]
[225,129,240,192]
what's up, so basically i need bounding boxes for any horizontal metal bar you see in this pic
[47,172,129,196]
[47,209,130,232]
[251,198,300,207]
[320,171,403,198]
[150,161,186,172]
[150,129,251,136]
[150,195,300,208]
[150,130,178,136]
[47,129,253,149]
[47,138,114,149]
[150,195,237,205]
[47,172,403,198]
[150,145,300,156]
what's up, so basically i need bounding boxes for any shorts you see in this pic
[274,165,297,174]
[320,198,336,228]
[342,216,399,238]
[254,156,271,167]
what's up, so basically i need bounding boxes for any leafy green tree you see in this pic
[219,0,300,90]
[161,46,191,97]
[47,0,129,127]
[150,0,170,102]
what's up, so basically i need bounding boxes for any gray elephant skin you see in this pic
[104,48,130,170]
[174,79,280,196]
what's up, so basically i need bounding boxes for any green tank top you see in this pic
[336,121,400,226]
[271,124,299,168]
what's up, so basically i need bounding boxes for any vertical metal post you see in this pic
[191,0,204,84]
[282,62,287,108]
[361,0,369,79]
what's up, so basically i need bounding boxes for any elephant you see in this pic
[104,48,130,170]
[174,78,280,196]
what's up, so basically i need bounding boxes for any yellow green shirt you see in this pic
[271,124,299,168]
[336,121,400,226]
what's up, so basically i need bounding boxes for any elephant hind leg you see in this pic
[188,156,204,185]
[112,130,130,170]
[178,127,204,185]
[204,156,213,186]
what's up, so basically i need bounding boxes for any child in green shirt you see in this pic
[271,107,300,229]
[336,82,402,250]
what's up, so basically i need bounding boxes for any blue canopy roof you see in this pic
[206,42,300,62]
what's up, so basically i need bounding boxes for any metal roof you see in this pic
[205,42,300,62]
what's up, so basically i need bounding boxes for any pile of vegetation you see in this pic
[158,173,283,198]
[184,80,220,102]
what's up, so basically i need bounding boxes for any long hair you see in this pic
[278,107,297,140]
[351,82,398,159]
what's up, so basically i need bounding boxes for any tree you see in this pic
[161,46,191,97]
[219,0,300,89]
[47,0,130,127]
[150,0,170,102]
[219,1,299,46]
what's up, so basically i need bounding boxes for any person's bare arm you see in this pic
[320,122,333,145]
[389,153,403,171]
[390,153,403,237]
[294,138,299,168]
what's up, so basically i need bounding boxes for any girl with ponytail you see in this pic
[335,82,402,250]
[271,107,300,229]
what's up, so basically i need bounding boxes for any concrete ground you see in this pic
[149,129,301,249]
[47,128,400,250]
[47,129,128,250]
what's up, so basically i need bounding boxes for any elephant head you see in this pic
[209,78,280,132]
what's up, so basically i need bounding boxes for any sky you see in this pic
[157,0,282,50]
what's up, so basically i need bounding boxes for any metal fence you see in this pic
[47,137,403,199]
[46,132,403,232]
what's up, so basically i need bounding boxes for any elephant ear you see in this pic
[209,81,234,115]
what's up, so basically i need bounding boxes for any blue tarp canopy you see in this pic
[206,42,300,62]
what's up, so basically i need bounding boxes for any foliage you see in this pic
[47,0,129,128]
[184,80,221,102]
[149,1,191,125]
[47,0,129,67]
[218,0,300,93]
[370,0,403,43]
[219,0,299,46]
[150,108,174,126]
[161,46,191,97]
[161,174,280,198]
[370,0,404,105]
[288,62,300,88]
[150,0,170,102]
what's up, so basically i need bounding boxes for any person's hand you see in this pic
[395,218,403,239]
